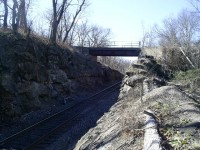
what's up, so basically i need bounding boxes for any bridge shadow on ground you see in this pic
[61,82,122,150]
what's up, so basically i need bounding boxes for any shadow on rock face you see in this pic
[0,31,122,123]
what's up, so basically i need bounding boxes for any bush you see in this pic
[161,47,191,71]
[175,68,200,81]
[174,68,200,93]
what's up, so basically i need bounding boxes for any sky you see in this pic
[33,0,193,42]
[86,0,192,41]
[30,0,193,61]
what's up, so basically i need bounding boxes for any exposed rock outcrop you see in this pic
[0,31,122,122]
[73,56,200,149]
[120,56,168,98]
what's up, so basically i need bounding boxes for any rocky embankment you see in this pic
[0,30,122,123]
[74,56,200,150]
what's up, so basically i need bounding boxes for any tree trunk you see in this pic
[19,0,27,32]
[3,0,8,29]
[12,0,18,33]
[50,0,57,43]
[50,0,68,44]
[50,20,58,44]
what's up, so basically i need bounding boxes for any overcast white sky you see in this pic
[33,0,193,42]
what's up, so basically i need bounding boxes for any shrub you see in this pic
[161,47,190,71]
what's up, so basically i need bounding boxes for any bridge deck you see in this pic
[88,47,141,56]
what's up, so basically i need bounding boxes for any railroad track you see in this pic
[0,81,121,149]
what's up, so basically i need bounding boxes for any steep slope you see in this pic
[0,30,122,123]
[73,56,200,150]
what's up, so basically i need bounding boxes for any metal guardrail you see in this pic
[74,41,141,48]
[106,41,141,48]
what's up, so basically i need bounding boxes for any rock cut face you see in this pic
[74,56,200,149]
[0,31,122,122]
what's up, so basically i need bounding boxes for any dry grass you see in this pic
[117,81,150,149]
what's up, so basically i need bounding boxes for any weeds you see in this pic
[149,101,198,149]
[161,127,194,149]
[174,68,200,81]
[179,118,190,126]
[173,68,200,93]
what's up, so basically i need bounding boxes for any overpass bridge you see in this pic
[75,41,141,56]
[74,41,141,60]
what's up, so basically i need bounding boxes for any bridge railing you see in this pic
[74,41,141,48]
[105,41,141,48]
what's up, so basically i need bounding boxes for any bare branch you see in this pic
[62,0,86,43]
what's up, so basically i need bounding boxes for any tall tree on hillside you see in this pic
[50,0,87,44]
[3,0,8,28]
[50,0,68,44]
[12,0,18,33]
[62,0,86,43]
[18,0,27,32]
[11,0,31,33]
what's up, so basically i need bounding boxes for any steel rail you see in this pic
[25,83,121,149]
[0,81,121,149]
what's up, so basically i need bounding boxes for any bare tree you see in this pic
[187,0,200,67]
[87,25,111,47]
[154,17,179,47]
[62,0,86,43]
[50,0,68,43]
[188,0,200,13]
[155,10,200,48]
[73,21,111,47]
[141,25,157,48]
[18,0,27,32]
[53,0,87,45]
[152,9,200,70]
[57,11,79,44]
[73,21,129,73]
[12,0,18,33]
[9,0,32,33]
[177,10,199,53]
[76,20,90,46]
[3,0,8,28]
